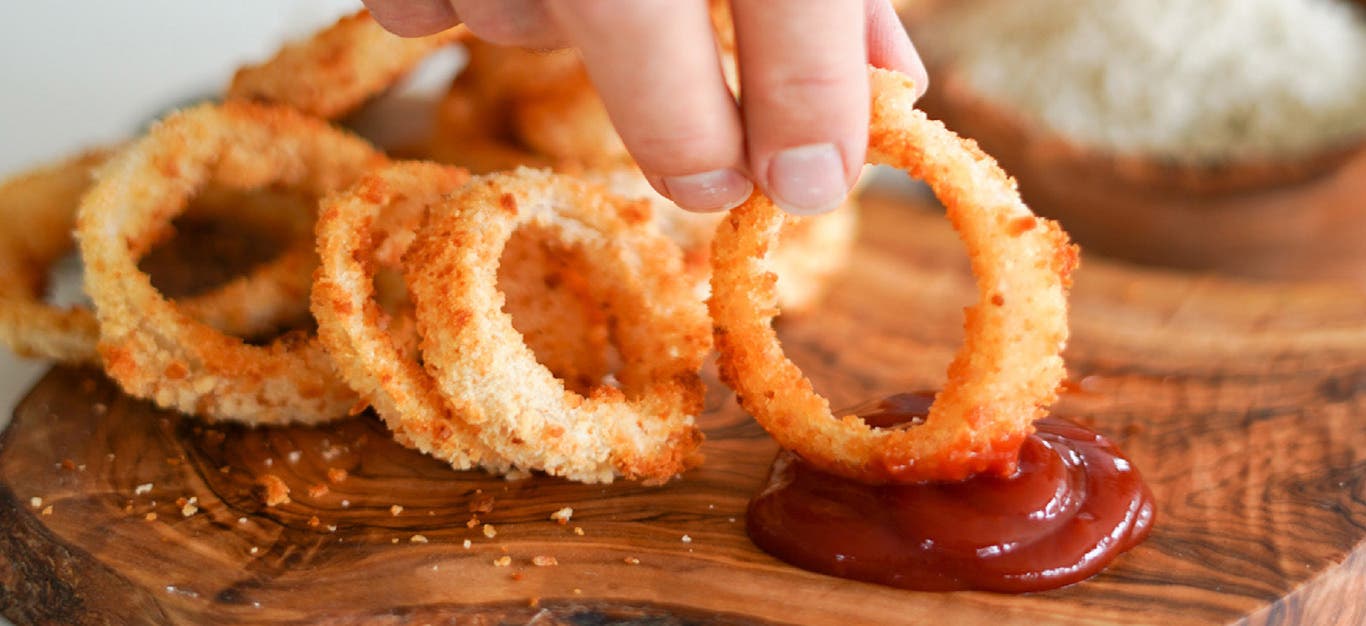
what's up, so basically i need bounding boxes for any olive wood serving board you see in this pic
[2,192,1364,625]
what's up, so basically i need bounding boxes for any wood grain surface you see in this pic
[2,192,1364,625]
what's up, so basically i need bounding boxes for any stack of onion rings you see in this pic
[710,68,1078,484]
[402,168,711,483]
[76,101,386,425]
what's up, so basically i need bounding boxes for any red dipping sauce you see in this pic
[747,393,1154,593]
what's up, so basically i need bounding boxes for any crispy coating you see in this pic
[312,162,616,474]
[76,101,387,425]
[404,169,710,483]
[710,68,1078,484]
[227,10,466,120]
[0,150,317,364]
[313,162,509,472]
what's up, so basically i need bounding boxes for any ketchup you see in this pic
[746,392,1154,593]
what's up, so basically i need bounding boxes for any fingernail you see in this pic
[661,168,753,213]
[767,143,847,215]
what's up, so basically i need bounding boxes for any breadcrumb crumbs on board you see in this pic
[327,467,348,484]
[260,474,291,506]
[134,483,153,495]
[681,534,692,543]
[463,539,472,549]
[573,527,585,536]
[493,556,512,567]
[41,506,53,516]
[181,503,198,517]
[390,505,404,516]
[483,523,497,538]
[287,450,302,464]
[308,483,330,498]
[29,497,41,508]
[550,507,573,524]
[145,512,157,521]
[470,494,496,513]
[410,534,429,543]
[624,557,640,565]
[250,546,259,555]
[532,555,558,567]
[308,516,320,528]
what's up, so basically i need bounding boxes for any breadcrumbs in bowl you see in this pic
[910,0,1366,284]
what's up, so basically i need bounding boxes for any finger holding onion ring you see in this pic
[710,67,1078,484]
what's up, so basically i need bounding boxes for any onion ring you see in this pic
[227,10,467,120]
[404,168,710,483]
[313,162,508,471]
[710,68,1078,484]
[76,101,386,425]
[313,161,617,474]
[0,150,317,364]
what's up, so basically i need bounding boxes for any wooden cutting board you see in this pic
[2,192,1363,625]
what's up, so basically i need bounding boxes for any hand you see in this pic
[363,0,928,215]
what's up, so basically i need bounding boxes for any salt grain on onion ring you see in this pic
[404,169,711,483]
[710,68,1078,484]
[77,101,386,425]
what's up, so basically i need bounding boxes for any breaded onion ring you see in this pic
[77,101,386,425]
[313,161,616,474]
[0,150,317,364]
[227,10,467,120]
[313,162,508,472]
[710,68,1078,484]
[404,169,711,483]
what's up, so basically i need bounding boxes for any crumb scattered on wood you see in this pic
[532,555,558,567]
[410,534,429,544]
[390,504,404,516]
[482,523,497,538]
[260,474,291,506]
[470,494,496,514]
[493,556,512,567]
[327,467,348,484]
[308,483,329,498]
[550,507,573,524]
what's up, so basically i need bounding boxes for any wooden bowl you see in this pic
[913,56,1366,286]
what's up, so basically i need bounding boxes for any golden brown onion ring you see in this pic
[404,169,711,483]
[77,101,386,425]
[227,10,466,120]
[0,150,317,364]
[710,68,1078,484]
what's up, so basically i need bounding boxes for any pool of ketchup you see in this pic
[746,392,1154,593]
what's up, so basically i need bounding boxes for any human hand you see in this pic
[363,0,928,215]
